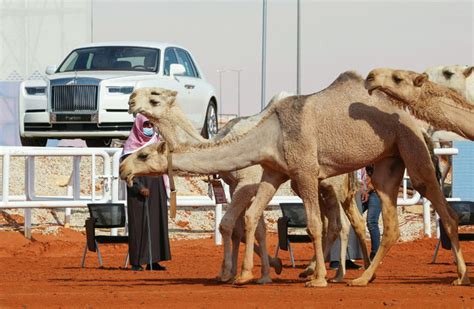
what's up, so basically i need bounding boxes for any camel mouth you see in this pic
[128,106,141,116]
[126,173,135,187]
[367,85,381,96]
[119,168,135,187]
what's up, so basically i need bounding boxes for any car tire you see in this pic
[86,138,112,148]
[201,101,218,139]
[20,137,47,147]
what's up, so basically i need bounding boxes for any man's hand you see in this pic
[361,190,369,203]
[140,188,150,197]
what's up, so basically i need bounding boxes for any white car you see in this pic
[19,42,218,147]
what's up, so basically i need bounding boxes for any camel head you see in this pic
[128,87,178,120]
[365,68,428,101]
[119,141,169,186]
[424,65,474,101]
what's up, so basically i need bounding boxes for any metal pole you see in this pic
[217,69,226,115]
[261,0,267,110]
[229,69,243,116]
[237,70,241,116]
[296,0,301,95]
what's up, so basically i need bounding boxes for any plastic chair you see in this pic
[275,203,311,267]
[81,203,129,268]
[432,201,474,262]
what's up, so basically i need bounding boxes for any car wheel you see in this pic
[86,138,112,148]
[20,137,47,147]
[201,101,218,139]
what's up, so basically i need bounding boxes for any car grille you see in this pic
[51,85,98,112]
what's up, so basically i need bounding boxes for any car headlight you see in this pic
[107,86,134,94]
[25,87,46,95]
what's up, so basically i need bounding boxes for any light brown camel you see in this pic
[365,68,474,141]
[127,88,368,283]
[121,71,469,287]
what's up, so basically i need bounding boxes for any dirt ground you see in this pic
[0,229,473,308]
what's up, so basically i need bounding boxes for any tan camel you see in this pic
[127,88,368,283]
[121,71,469,287]
[365,68,474,141]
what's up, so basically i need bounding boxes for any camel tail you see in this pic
[422,132,442,182]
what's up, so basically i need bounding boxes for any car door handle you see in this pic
[184,84,195,89]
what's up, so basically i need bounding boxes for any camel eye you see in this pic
[150,99,160,106]
[392,75,403,84]
[151,91,161,96]
[138,152,148,160]
[443,71,454,79]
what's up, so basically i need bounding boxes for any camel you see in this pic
[127,88,369,284]
[121,71,470,287]
[364,68,474,141]
[424,65,474,104]
[423,65,474,186]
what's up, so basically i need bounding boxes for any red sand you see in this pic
[0,229,473,308]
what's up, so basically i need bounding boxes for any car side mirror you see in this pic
[170,64,186,77]
[45,65,57,75]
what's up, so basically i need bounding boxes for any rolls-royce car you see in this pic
[19,42,218,147]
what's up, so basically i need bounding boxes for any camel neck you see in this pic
[419,91,474,140]
[170,114,282,174]
[157,110,208,148]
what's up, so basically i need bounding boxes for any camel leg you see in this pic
[253,216,280,284]
[408,167,469,285]
[341,194,370,270]
[402,134,469,285]
[330,206,350,283]
[218,184,256,282]
[234,170,288,285]
[296,176,327,288]
[349,157,405,286]
[299,189,342,279]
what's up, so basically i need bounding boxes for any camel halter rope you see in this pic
[166,143,177,218]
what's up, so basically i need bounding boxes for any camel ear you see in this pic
[414,73,428,87]
[156,141,167,154]
[170,90,178,97]
[463,66,474,78]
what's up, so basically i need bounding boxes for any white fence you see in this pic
[0,146,459,242]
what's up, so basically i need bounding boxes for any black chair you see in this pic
[432,201,474,262]
[81,203,129,268]
[275,203,312,267]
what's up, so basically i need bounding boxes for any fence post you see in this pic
[24,208,32,239]
[24,156,33,239]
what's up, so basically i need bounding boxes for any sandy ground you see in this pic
[0,228,473,308]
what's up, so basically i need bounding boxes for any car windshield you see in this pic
[57,46,160,73]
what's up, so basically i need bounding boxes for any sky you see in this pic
[1,0,473,116]
[92,0,474,115]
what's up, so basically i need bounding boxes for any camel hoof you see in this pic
[304,278,328,288]
[347,277,369,287]
[272,258,283,275]
[256,276,272,285]
[233,272,254,285]
[452,277,471,286]
[299,268,315,279]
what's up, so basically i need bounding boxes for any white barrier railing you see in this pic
[0,146,460,241]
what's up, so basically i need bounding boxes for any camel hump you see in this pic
[338,71,364,82]
[328,71,364,88]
